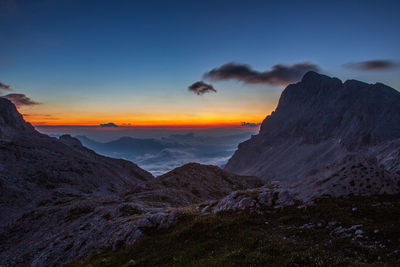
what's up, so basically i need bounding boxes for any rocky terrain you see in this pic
[225,71,400,183]
[1,72,400,266]
[0,97,261,266]
[73,194,400,266]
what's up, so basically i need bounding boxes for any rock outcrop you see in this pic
[0,97,36,139]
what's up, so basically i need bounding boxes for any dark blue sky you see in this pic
[1,0,399,126]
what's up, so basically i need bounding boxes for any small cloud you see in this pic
[188,81,217,95]
[2,94,40,106]
[0,82,12,91]
[344,60,400,71]
[22,113,59,120]
[203,62,320,86]
[241,122,261,127]
[100,122,119,127]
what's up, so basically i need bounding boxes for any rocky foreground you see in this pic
[71,194,400,266]
[1,72,400,266]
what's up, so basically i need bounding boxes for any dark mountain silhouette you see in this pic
[0,96,36,138]
[225,71,400,183]
[76,135,169,157]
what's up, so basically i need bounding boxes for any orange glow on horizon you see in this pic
[17,95,276,129]
[24,113,268,128]
[30,120,262,128]
[21,110,269,128]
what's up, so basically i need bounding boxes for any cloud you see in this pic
[2,94,40,106]
[100,122,119,127]
[203,62,320,86]
[0,82,12,91]
[22,113,59,121]
[188,81,217,95]
[344,60,400,71]
[241,122,261,127]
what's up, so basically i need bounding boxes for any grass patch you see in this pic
[70,194,400,266]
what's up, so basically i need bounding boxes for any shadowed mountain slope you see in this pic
[0,97,155,223]
[225,71,400,183]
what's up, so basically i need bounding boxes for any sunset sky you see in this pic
[1,0,399,127]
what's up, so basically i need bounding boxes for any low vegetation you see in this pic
[71,194,400,266]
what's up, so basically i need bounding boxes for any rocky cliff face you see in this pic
[225,71,400,183]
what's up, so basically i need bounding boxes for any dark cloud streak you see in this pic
[203,62,320,86]
[188,81,217,95]
[344,60,400,71]
[0,82,12,91]
[2,94,40,106]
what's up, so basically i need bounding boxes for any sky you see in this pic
[1,0,400,127]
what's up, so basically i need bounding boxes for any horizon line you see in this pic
[33,124,261,130]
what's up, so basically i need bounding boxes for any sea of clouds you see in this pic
[37,127,258,176]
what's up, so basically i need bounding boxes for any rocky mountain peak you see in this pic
[225,72,400,183]
[0,98,35,138]
[301,70,342,85]
[259,72,400,148]
[279,71,343,104]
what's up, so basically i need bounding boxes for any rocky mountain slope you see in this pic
[225,71,400,183]
[205,154,400,214]
[0,163,261,266]
[0,98,154,225]
[126,163,262,206]
[0,97,261,266]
